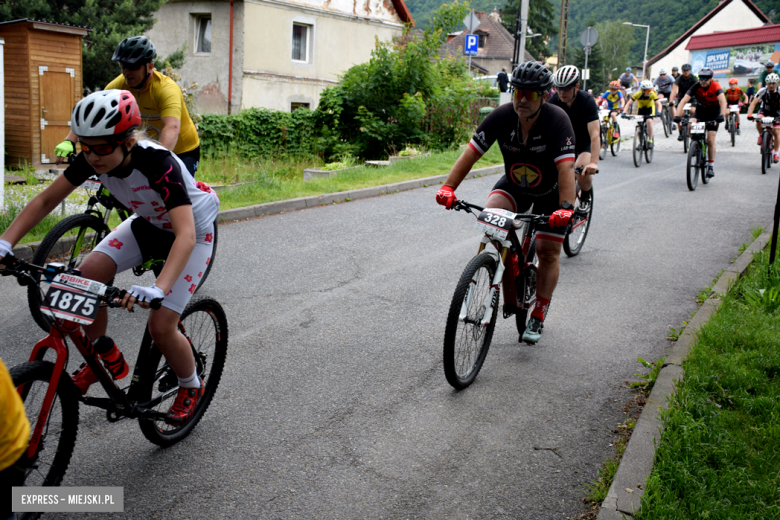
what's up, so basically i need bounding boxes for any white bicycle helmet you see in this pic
[553,65,580,88]
[658,68,667,75]
[640,80,653,90]
[766,73,780,84]
[71,90,141,139]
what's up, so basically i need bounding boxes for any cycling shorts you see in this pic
[92,215,215,314]
[489,176,567,243]
[637,107,656,117]
[176,146,200,177]
[575,141,592,157]
[693,106,721,131]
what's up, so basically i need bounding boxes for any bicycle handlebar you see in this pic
[451,200,550,224]
[0,256,162,310]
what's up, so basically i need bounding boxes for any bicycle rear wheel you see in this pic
[28,214,111,332]
[599,126,607,160]
[686,141,700,191]
[700,145,710,185]
[515,239,537,335]
[633,129,643,167]
[10,361,79,516]
[563,186,593,257]
[443,252,498,390]
[683,126,689,153]
[136,297,228,447]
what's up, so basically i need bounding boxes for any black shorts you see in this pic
[176,146,200,177]
[489,176,566,243]
[693,106,721,130]
[575,141,592,157]
[637,107,656,117]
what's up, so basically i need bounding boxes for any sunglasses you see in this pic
[79,139,128,156]
[119,61,145,72]
[513,89,543,101]
[556,85,577,93]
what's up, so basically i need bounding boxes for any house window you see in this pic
[478,34,486,48]
[196,16,212,53]
[291,102,310,111]
[292,23,311,62]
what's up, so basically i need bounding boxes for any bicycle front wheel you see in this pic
[443,253,498,390]
[730,115,736,147]
[136,297,228,447]
[10,361,79,514]
[27,214,111,332]
[686,141,700,191]
[633,130,643,167]
[662,110,670,137]
[611,123,621,156]
[564,186,593,257]
[762,134,770,174]
[683,128,689,153]
[599,127,607,160]
[645,128,654,163]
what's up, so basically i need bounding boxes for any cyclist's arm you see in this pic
[158,83,186,151]
[159,116,181,151]
[747,94,761,116]
[443,147,480,190]
[655,98,662,114]
[587,119,600,168]
[718,93,728,118]
[670,84,678,103]
[0,174,78,247]
[623,98,633,113]
[557,160,576,207]
[154,205,196,295]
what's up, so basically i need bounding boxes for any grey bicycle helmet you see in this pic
[681,63,692,71]
[698,67,714,80]
[112,36,157,64]
[510,61,553,91]
[766,60,775,68]
[552,65,580,88]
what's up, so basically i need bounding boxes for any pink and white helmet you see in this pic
[553,65,580,88]
[71,90,141,139]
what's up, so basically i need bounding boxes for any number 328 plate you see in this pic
[476,208,516,240]
[41,274,107,325]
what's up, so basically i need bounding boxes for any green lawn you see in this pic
[637,242,780,519]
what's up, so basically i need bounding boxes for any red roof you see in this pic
[686,24,780,50]
[391,0,414,26]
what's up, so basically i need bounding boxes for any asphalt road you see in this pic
[1,118,775,519]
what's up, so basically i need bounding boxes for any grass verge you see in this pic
[636,241,780,519]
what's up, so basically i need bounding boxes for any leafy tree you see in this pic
[594,20,634,83]
[0,0,169,93]
[501,0,558,59]
[572,38,605,93]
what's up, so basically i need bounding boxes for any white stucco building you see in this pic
[146,0,413,114]
[646,0,770,78]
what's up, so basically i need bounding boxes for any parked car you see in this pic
[474,75,498,88]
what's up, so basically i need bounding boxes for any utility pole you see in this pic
[558,0,570,66]
[512,0,530,68]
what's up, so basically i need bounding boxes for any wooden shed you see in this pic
[0,19,89,168]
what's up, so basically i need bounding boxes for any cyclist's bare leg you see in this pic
[774,127,780,152]
[756,120,763,134]
[147,307,196,378]
[574,152,593,191]
[647,118,655,141]
[78,252,117,340]
[535,238,562,301]
[707,130,717,161]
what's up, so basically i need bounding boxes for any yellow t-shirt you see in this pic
[632,90,659,112]
[106,70,200,155]
[0,358,30,471]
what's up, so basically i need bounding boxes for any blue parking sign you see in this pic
[465,34,478,55]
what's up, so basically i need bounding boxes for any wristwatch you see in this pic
[560,201,574,211]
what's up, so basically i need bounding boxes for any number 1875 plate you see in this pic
[40,274,106,325]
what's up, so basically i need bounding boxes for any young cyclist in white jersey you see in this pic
[0,90,220,426]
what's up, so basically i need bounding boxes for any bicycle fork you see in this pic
[459,237,510,327]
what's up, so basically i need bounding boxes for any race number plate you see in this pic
[80,180,102,191]
[683,103,691,111]
[762,117,775,124]
[690,122,706,134]
[40,274,106,325]
[729,105,739,112]
[476,208,516,240]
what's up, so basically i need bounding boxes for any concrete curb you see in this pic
[597,229,773,519]
[11,165,504,259]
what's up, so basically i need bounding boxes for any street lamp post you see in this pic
[624,22,650,80]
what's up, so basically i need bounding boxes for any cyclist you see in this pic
[55,36,202,176]
[0,90,220,426]
[619,67,638,93]
[0,358,30,520]
[757,60,775,90]
[670,66,680,80]
[548,65,600,212]
[435,61,576,345]
[747,72,780,163]
[653,68,674,100]
[725,78,746,134]
[600,80,624,135]
[623,80,662,148]
[675,68,727,177]
[671,64,699,141]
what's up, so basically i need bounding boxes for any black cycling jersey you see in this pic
[468,102,575,199]
[64,140,219,235]
[676,74,699,101]
[756,87,780,115]
[548,90,600,156]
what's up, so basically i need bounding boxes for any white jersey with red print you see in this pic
[64,140,219,236]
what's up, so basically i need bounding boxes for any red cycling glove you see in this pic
[549,208,573,228]
[436,186,457,210]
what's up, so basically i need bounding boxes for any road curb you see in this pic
[12,165,504,259]
[597,229,773,519]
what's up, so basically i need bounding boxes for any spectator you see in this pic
[496,67,509,93]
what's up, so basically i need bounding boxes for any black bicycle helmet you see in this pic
[681,63,692,71]
[672,66,679,71]
[698,67,714,80]
[510,61,553,91]
[112,36,157,64]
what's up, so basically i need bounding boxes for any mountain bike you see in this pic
[623,114,653,167]
[727,104,741,147]
[2,257,227,518]
[599,110,620,159]
[27,178,218,332]
[442,200,552,390]
[680,103,693,153]
[749,115,778,174]
[563,166,595,257]
[660,99,673,138]
[686,122,711,191]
